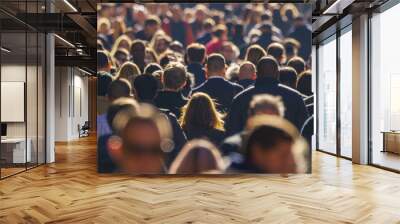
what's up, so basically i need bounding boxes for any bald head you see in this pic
[256,56,280,80]
[239,62,256,80]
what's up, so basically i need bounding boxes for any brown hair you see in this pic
[245,45,267,66]
[163,62,187,90]
[168,139,225,174]
[180,92,224,131]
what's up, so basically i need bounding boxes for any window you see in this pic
[317,36,337,154]
[370,3,400,171]
[339,28,352,158]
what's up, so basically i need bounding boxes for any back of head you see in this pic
[180,92,224,131]
[287,56,306,75]
[169,139,225,174]
[203,18,215,30]
[186,43,206,64]
[213,24,227,38]
[98,51,110,70]
[256,56,279,79]
[97,72,113,96]
[118,62,140,80]
[163,62,187,90]
[238,62,256,80]
[297,70,312,96]
[130,40,146,57]
[133,74,159,102]
[206,53,226,75]
[283,38,300,57]
[249,94,285,117]
[108,78,132,100]
[106,97,140,134]
[244,115,302,173]
[279,66,298,89]
[267,42,286,64]
[144,63,162,75]
[144,15,161,27]
[245,45,267,66]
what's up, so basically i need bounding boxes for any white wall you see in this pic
[54,67,89,141]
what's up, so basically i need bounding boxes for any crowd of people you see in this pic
[97,3,313,174]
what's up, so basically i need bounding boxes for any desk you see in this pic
[382,131,400,154]
[1,138,31,164]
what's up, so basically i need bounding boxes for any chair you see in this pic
[78,121,90,138]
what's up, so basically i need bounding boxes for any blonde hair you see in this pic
[179,92,224,131]
[110,35,132,56]
[117,62,141,86]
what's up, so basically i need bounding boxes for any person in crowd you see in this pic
[169,139,226,174]
[190,4,208,39]
[287,56,306,76]
[186,43,207,87]
[283,38,300,62]
[145,48,159,65]
[117,62,141,88]
[244,45,267,67]
[180,92,225,145]
[221,94,285,156]
[130,40,146,72]
[206,24,228,54]
[97,78,133,137]
[297,70,312,97]
[106,103,173,174]
[170,41,185,55]
[162,4,194,46]
[232,22,247,58]
[98,51,112,74]
[221,41,240,67]
[225,56,308,136]
[134,74,188,166]
[229,115,304,174]
[113,48,130,68]
[144,63,163,76]
[192,54,243,113]
[297,70,313,115]
[98,97,140,173]
[266,42,286,65]
[97,72,114,115]
[237,62,256,89]
[197,18,215,45]
[152,34,172,56]
[289,16,312,60]
[255,22,273,49]
[154,63,188,118]
[135,16,161,42]
[279,66,298,89]
[110,35,132,57]
[133,74,160,104]
[110,19,126,44]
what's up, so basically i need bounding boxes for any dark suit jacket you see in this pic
[238,79,255,90]
[159,109,188,167]
[184,126,226,146]
[193,76,243,113]
[225,77,309,136]
[97,134,118,173]
[187,63,206,87]
[301,115,313,173]
[154,90,188,119]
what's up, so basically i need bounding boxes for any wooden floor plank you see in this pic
[0,135,400,223]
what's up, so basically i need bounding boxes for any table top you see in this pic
[1,138,30,143]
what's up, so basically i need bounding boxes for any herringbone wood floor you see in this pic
[1,135,400,224]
